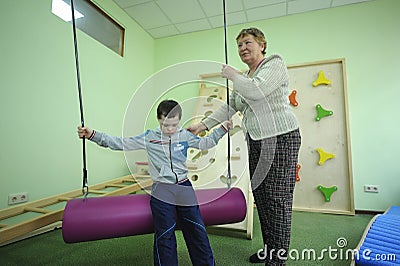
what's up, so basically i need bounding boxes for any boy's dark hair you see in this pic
[157,100,182,119]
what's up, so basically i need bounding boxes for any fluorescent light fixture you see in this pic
[51,0,84,22]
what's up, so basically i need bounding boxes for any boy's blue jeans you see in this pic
[150,180,215,266]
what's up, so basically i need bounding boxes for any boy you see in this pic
[78,99,231,266]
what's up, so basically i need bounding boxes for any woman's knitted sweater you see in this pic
[202,54,299,140]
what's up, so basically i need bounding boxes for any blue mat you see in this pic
[354,206,400,265]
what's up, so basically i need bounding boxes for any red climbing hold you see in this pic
[296,164,301,182]
[289,90,298,107]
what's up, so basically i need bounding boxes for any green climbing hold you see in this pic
[318,185,338,202]
[316,104,333,121]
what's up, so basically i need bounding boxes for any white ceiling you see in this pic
[112,0,373,39]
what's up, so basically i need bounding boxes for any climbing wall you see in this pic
[187,78,254,239]
[288,58,354,215]
[193,57,353,221]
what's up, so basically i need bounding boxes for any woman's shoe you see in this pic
[249,251,266,263]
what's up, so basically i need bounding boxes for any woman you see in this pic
[188,27,301,265]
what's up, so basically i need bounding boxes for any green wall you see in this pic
[1,0,399,212]
[154,0,400,211]
[0,0,154,209]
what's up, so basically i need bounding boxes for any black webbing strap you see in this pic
[70,0,88,197]
[222,0,232,189]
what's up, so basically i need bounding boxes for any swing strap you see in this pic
[222,0,232,188]
[69,0,231,193]
[70,0,88,197]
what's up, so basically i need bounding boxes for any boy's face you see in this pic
[158,115,180,136]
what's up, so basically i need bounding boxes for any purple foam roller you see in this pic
[62,187,247,243]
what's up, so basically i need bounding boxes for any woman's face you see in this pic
[237,34,265,66]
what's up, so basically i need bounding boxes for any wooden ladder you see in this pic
[0,174,152,245]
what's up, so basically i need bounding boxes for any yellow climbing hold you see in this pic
[317,148,336,165]
[312,70,332,86]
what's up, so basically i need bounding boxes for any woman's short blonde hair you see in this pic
[236,27,267,55]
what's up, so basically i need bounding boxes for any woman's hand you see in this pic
[221,64,240,80]
[77,126,93,139]
[187,123,207,135]
[222,120,233,131]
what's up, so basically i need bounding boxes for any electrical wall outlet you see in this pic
[364,185,379,193]
[8,192,28,205]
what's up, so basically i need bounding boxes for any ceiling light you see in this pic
[51,0,84,22]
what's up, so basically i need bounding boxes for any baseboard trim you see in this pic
[355,209,384,215]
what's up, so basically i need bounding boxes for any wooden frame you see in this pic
[191,75,254,240]
[288,58,354,215]
[0,175,152,245]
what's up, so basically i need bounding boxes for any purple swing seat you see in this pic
[62,187,247,243]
